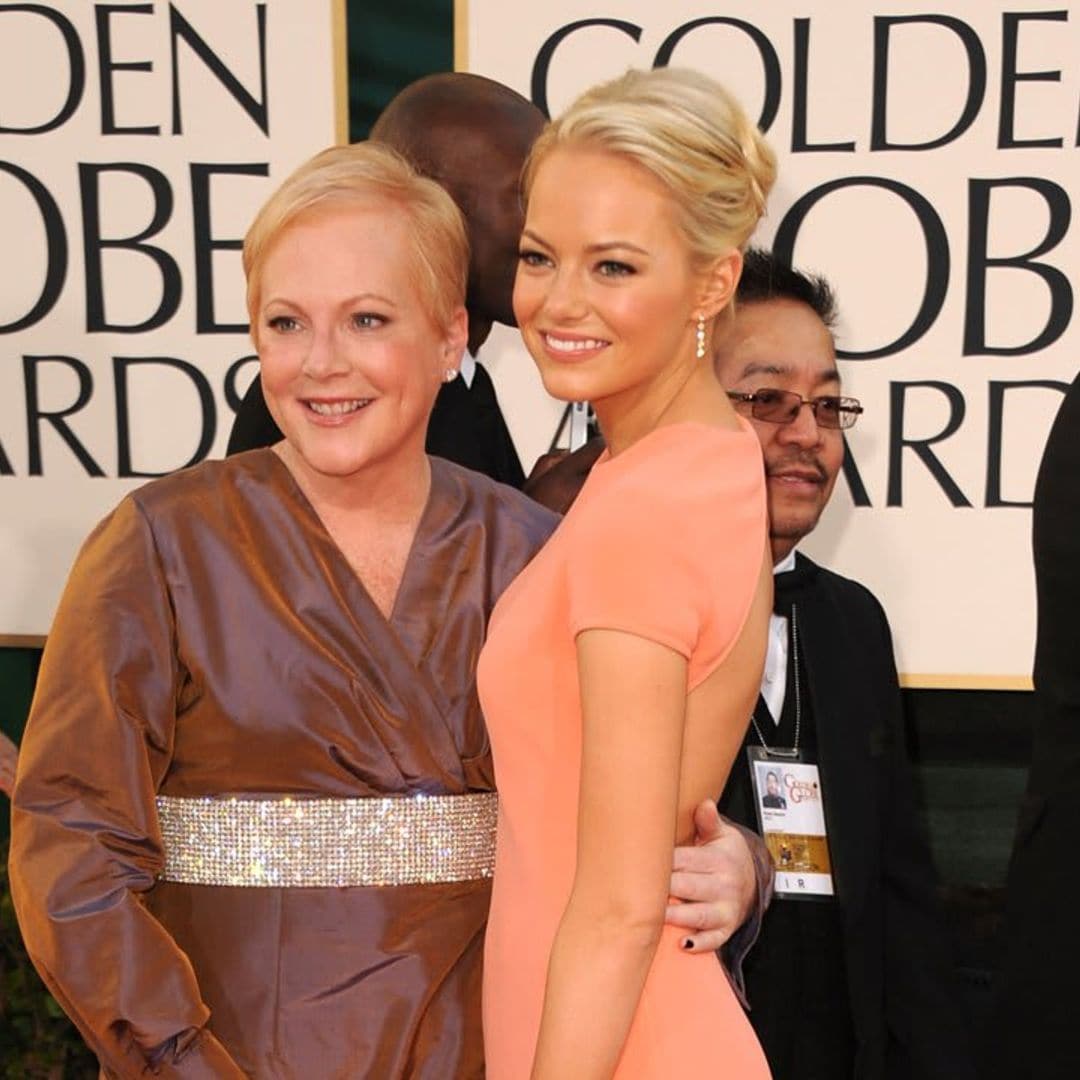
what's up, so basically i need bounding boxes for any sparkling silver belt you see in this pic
[155,792,498,888]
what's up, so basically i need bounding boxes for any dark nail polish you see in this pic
[682,938,694,950]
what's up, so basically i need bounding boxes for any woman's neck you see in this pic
[594,359,733,458]
[274,440,432,524]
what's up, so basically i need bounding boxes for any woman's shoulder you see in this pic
[585,421,763,515]
[639,418,761,468]
[127,449,282,522]
[63,452,284,588]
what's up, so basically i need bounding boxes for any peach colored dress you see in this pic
[479,421,772,1078]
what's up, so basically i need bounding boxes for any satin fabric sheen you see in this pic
[10,450,555,1079]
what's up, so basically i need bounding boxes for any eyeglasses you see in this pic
[727,388,864,430]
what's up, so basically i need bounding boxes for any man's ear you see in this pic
[696,248,743,321]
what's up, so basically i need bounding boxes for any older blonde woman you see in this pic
[480,68,776,1078]
[10,143,554,1079]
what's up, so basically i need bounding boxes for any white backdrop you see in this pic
[0,0,344,639]
[460,0,1080,687]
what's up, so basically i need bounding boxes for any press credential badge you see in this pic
[747,747,835,900]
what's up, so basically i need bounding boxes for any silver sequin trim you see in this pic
[155,792,498,888]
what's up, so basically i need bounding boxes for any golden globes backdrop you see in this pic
[460,0,1080,688]
[1,1,345,640]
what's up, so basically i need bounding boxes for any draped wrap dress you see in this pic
[10,449,556,1079]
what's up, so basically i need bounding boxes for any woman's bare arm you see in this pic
[530,628,688,1079]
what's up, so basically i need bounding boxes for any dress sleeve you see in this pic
[9,497,245,1078]
[567,434,766,679]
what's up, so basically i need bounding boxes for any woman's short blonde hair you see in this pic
[523,67,777,267]
[243,142,468,332]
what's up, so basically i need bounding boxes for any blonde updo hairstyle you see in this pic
[523,67,777,271]
[243,142,469,336]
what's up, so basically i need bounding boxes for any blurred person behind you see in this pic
[714,249,974,1080]
[989,369,1080,1080]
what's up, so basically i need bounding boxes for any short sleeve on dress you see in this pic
[565,425,766,682]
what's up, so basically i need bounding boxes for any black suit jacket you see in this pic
[726,555,973,1080]
[226,368,525,489]
[989,373,1080,1079]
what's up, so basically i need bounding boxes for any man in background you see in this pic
[713,249,973,1080]
[228,72,539,487]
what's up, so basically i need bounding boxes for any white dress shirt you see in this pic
[761,550,797,724]
[458,351,477,389]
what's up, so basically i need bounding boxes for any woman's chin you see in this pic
[292,446,373,479]
[537,366,603,405]
[286,425,429,483]
[280,428,370,477]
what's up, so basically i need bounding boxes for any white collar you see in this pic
[458,351,477,389]
[773,549,797,576]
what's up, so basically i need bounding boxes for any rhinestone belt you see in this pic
[155,792,498,888]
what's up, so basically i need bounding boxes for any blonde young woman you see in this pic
[479,69,777,1077]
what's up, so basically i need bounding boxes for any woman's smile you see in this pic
[540,331,611,360]
[303,397,375,422]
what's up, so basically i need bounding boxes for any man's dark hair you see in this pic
[737,247,838,328]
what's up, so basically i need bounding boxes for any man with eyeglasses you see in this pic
[713,249,973,1080]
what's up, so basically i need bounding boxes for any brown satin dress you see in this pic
[9,450,556,1079]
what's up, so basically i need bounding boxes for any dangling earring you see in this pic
[695,316,706,360]
[443,368,458,383]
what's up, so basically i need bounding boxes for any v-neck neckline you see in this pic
[261,446,439,630]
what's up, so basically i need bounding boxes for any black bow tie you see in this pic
[773,556,819,617]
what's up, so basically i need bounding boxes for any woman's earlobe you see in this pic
[700,249,743,319]
[447,307,470,356]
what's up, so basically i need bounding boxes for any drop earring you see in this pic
[695,316,706,360]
